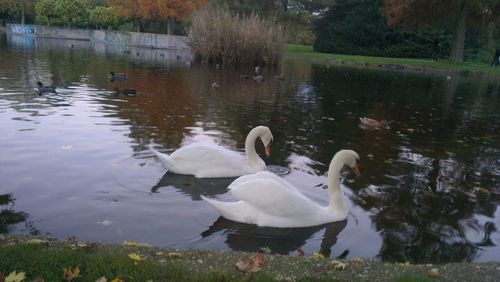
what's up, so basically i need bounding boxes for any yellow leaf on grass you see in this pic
[166,252,183,258]
[310,252,326,260]
[330,260,347,270]
[63,266,80,282]
[5,271,26,282]
[128,253,147,261]
[351,257,365,263]
[111,279,124,282]
[123,240,152,248]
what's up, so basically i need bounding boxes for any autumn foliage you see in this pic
[107,0,206,21]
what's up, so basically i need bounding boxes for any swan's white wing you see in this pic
[169,142,250,177]
[229,171,320,218]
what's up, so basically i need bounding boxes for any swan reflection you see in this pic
[151,171,234,200]
[201,217,347,257]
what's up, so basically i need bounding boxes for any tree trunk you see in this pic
[167,18,175,35]
[449,2,468,63]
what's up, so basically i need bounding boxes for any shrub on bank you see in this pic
[188,5,285,67]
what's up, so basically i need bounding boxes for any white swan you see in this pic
[150,126,273,178]
[201,150,360,228]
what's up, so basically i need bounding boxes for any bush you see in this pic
[188,5,285,67]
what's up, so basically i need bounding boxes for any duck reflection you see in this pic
[150,172,235,200]
[201,217,347,257]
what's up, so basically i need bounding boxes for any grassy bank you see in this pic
[285,45,500,77]
[1,235,500,281]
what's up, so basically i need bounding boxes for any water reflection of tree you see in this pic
[0,193,37,234]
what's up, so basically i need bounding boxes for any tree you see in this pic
[36,0,90,27]
[107,0,206,34]
[383,0,500,63]
[89,6,119,29]
[0,0,37,25]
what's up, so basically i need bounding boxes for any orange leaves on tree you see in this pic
[108,0,206,21]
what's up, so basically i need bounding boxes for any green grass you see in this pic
[0,244,274,282]
[285,44,500,76]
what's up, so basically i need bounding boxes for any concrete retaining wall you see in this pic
[6,24,189,50]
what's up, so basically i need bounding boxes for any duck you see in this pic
[253,75,264,82]
[359,117,389,129]
[36,81,56,95]
[150,126,273,178]
[255,65,262,75]
[201,150,360,228]
[113,87,137,96]
[109,71,127,81]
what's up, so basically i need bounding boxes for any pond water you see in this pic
[1,34,499,263]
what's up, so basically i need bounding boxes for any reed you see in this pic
[188,5,284,67]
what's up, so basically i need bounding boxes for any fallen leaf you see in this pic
[384,159,393,164]
[310,252,326,260]
[351,257,365,263]
[5,271,26,282]
[427,268,440,278]
[25,239,49,245]
[249,253,264,265]
[259,246,272,254]
[110,279,124,282]
[234,260,261,273]
[123,241,151,248]
[166,252,182,258]
[63,267,80,282]
[95,276,107,282]
[398,261,411,266]
[330,260,347,270]
[128,253,147,261]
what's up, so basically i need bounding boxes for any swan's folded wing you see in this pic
[229,172,318,217]
[171,142,246,168]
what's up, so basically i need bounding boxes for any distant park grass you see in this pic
[285,44,500,76]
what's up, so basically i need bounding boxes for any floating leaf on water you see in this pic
[63,267,80,282]
[384,159,393,164]
[5,271,26,282]
[124,241,152,248]
[366,154,374,160]
[310,252,326,260]
[97,219,113,226]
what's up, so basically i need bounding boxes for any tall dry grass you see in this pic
[188,5,284,67]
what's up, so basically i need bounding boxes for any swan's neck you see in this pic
[327,156,347,213]
[244,128,264,169]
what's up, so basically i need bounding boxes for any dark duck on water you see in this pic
[36,81,57,95]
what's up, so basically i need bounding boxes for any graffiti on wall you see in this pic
[10,25,34,35]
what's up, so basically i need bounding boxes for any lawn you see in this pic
[285,44,500,76]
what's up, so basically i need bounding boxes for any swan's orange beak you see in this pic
[352,164,361,177]
[265,144,272,158]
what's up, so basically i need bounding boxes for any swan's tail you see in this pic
[150,147,174,170]
[201,195,256,224]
